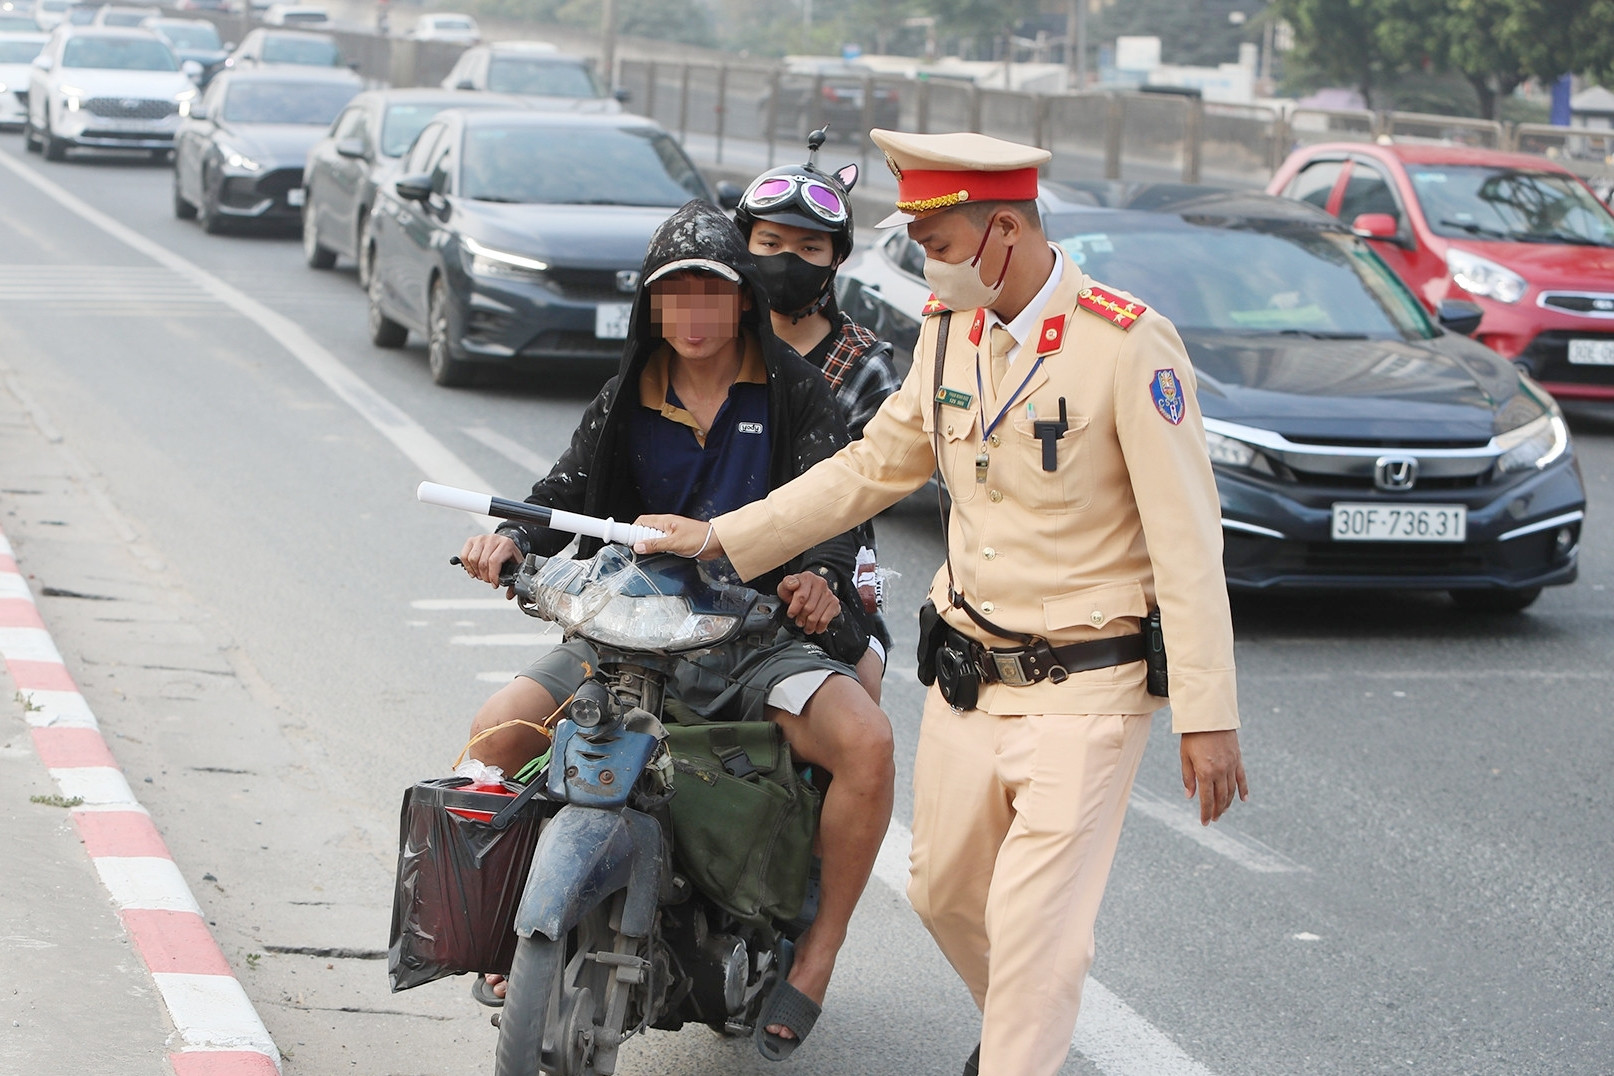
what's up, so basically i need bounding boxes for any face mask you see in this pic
[922,218,1014,311]
[755,250,837,319]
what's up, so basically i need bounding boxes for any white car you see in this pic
[0,29,47,126]
[32,0,69,29]
[411,12,478,45]
[24,26,198,160]
[263,4,328,27]
[91,5,155,27]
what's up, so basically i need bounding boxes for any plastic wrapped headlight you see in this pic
[581,594,737,650]
[1495,413,1568,474]
[1447,248,1527,304]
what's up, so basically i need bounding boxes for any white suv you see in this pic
[25,26,198,159]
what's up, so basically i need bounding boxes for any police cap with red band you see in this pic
[869,129,1052,228]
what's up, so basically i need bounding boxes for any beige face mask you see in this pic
[922,216,1014,310]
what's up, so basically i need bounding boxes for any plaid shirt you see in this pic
[815,315,902,442]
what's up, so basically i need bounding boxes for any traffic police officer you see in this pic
[636,129,1248,1076]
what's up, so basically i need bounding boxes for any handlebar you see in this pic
[418,482,667,546]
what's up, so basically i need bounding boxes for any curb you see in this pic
[0,527,282,1075]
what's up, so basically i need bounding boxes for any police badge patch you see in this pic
[1151,369,1185,425]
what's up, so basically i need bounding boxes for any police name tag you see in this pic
[935,387,973,409]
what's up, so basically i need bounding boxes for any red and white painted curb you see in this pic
[0,528,281,1075]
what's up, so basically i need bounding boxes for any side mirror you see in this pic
[346,59,360,72]
[181,59,202,81]
[1351,212,1406,245]
[455,79,475,91]
[1436,298,1484,337]
[335,137,366,160]
[715,180,743,210]
[185,99,208,120]
[394,173,433,202]
[32,54,51,71]
[612,86,630,103]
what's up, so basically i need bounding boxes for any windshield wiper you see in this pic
[470,196,528,204]
[1437,219,1512,240]
[1273,329,1371,339]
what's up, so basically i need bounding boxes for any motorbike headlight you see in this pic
[1447,248,1527,304]
[581,594,738,651]
[1494,412,1568,474]
[462,236,550,283]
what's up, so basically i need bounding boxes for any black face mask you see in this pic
[754,251,836,320]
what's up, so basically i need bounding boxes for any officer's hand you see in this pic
[778,573,840,634]
[633,514,724,560]
[460,533,520,595]
[1180,729,1248,825]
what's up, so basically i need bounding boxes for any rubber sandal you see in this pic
[963,1042,980,1075]
[754,943,821,1061]
[470,975,505,1008]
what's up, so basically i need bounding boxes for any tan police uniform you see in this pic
[709,129,1241,1076]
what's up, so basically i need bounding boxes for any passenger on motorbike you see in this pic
[456,199,895,1058]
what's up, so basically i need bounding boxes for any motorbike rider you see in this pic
[736,138,902,701]
[457,199,895,1059]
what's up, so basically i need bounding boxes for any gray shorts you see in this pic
[518,630,859,723]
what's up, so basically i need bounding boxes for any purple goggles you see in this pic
[741,172,849,227]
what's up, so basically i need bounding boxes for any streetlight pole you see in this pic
[601,0,617,91]
[1066,0,1088,91]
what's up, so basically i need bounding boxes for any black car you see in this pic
[366,109,711,386]
[837,182,1585,611]
[172,65,361,233]
[220,28,347,73]
[762,60,900,142]
[301,87,531,285]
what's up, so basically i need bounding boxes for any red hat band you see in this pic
[894,167,1041,215]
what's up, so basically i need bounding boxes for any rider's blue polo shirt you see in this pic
[627,337,772,523]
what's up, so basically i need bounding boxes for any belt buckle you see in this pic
[991,650,1032,687]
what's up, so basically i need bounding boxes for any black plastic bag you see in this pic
[387,777,553,992]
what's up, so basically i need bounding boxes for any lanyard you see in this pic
[975,352,1046,442]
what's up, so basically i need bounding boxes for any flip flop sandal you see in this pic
[754,943,821,1061]
[470,976,505,1008]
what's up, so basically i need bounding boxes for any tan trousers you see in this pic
[907,688,1152,1076]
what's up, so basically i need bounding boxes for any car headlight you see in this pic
[1447,248,1527,304]
[581,594,737,651]
[462,235,549,282]
[0,83,8,95]
[58,83,83,110]
[1205,429,1257,469]
[1495,412,1568,474]
[218,143,261,172]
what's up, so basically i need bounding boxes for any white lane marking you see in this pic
[463,426,554,476]
[874,820,1216,1076]
[450,632,560,646]
[92,857,203,913]
[1128,787,1304,874]
[151,973,278,1054]
[20,688,99,729]
[0,152,498,531]
[48,766,143,809]
[0,625,64,663]
[411,597,518,610]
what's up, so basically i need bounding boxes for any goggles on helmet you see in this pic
[740,172,850,228]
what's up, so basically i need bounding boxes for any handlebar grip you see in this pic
[418,482,493,515]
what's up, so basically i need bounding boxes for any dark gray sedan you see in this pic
[365,110,711,386]
[172,65,360,233]
[300,87,530,286]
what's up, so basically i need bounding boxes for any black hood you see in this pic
[615,199,780,384]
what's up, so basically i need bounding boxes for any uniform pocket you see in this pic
[932,408,981,505]
[1043,580,1149,633]
[1008,414,1092,512]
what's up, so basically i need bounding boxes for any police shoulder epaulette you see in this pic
[1076,285,1146,330]
[921,293,950,316]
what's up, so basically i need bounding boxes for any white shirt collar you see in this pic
[987,243,1066,365]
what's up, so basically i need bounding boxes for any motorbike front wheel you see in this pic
[495,933,565,1076]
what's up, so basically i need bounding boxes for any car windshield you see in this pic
[432,17,472,29]
[280,12,328,24]
[460,123,705,206]
[62,35,178,70]
[1410,165,1614,246]
[0,38,44,61]
[487,56,599,97]
[0,13,35,29]
[153,21,219,49]
[222,79,356,124]
[381,100,480,157]
[99,11,148,26]
[260,34,341,65]
[1047,215,1435,339]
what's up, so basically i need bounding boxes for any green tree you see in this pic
[1376,0,1528,119]
[1270,0,1394,106]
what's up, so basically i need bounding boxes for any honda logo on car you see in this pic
[1375,455,1418,491]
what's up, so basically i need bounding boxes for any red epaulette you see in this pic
[921,293,950,316]
[1076,285,1146,330]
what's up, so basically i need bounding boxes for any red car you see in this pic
[1269,142,1614,400]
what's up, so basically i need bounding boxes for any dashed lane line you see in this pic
[462,425,554,477]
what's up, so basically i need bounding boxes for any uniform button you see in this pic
[983,547,996,559]
[946,424,955,436]
[989,434,1001,447]
[989,489,1003,502]
[1090,610,1105,625]
[982,601,995,613]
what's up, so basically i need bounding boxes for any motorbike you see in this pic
[419,484,818,1076]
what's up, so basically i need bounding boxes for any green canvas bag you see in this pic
[663,720,820,925]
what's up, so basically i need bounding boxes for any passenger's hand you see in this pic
[632,514,724,560]
[460,533,520,592]
[778,572,840,634]
[1180,729,1248,825]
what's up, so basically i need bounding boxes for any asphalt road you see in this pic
[0,134,1611,1076]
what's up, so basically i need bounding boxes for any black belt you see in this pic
[946,624,1147,687]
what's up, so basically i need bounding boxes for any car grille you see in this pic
[545,268,637,302]
[1538,291,1614,317]
[255,167,302,199]
[520,330,622,358]
[1240,539,1486,577]
[1517,329,1614,386]
[1276,465,1489,492]
[85,97,176,120]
